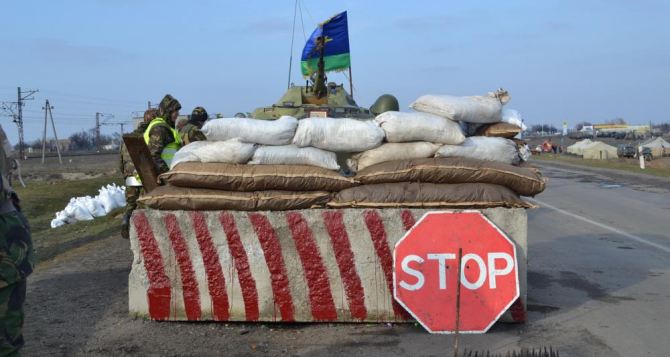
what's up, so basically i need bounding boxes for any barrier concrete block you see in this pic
[129,208,527,323]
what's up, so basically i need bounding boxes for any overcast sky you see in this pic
[1,0,669,144]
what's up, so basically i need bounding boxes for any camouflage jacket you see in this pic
[0,125,33,287]
[120,122,149,178]
[179,123,207,146]
[147,123,176,174]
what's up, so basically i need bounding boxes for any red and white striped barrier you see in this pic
[129,208,527,323]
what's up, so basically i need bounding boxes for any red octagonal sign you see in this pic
[393,211,519,334]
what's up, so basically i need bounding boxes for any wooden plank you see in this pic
[123,134,159,193]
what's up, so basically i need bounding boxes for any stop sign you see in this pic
[393,211,519,334]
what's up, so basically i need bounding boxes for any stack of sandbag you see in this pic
[142,115,388,211]
[144,163,359,211]
[140,89,544,212]
[329,90,542,209]
[409,89,528,164]
[51,184,126,228]
[347,111,465,171]
[329,157,544,209]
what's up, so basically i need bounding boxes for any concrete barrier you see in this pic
[129,208,527,323]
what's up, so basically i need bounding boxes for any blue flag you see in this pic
[301,11,351,76]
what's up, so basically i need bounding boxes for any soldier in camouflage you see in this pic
[0,124,34,356]
[179,106,208,145]
[119,109,157,239]
[144,94,182,174]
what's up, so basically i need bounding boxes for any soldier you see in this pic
[0,124,34,356]
[179,107,208,145]
[144,94,182,174]
[119,109,157,239]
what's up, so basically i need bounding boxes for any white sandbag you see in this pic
[410,90,510,123]
[436,137,520,165]
[348,142,441,171]
[201,115,298,145]
[81,196,106,218]
[50,211,72,228]
[375,111,465,144]
[501,108,527,131]
[106,184,126,208]
[64,198,95,221]
[292,118,385,152]
[170,139,257,168]
[249,145,340,170]
[97,187,118,214]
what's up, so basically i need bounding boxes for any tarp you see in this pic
[581,141,618,160]
[566,139,593,155]
[641,137,670,158]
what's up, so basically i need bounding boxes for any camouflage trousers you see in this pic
[0,280,26,357]
[122,186,144,239]
[125,186,144,216]
[0,210,32,357]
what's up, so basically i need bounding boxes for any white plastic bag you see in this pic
[170,139,257,168]
[501,108,527,131]
[97,187,118,214]
[81,196,106,217]
[292,118,385,152]
[410,90,510,123]
[375,111,465,144]
[201,115,298,145]
[64,198,95,221]
[348,142,442,171]
[249,145,340,170]
[436,137,520,165]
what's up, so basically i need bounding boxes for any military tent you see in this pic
[566,139,593,155]
[641,137,670,158]
[581,141,618,160]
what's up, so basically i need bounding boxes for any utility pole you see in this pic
[41,100,62,164]
[95,113,115,151]
[15,87,39,159]
[96,112,101,152]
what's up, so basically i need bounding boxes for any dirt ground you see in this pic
[16,153,119,182]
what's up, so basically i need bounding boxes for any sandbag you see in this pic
[410,90,510,123]
[474,123,522,138]
[248,145,340,170]
[170,139,256,169]
[138,185,331,211]
[436,137,520,165]
[292,117,385,152]
[162,162,357,192]
[374,111,465,144]
[355,157,545,196]
[329,182,533,209]
[348,142,441,172]
[201,115,298,145]
[64,197,95,221]
[501,108,527,131]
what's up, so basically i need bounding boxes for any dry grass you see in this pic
[532,154,670,178]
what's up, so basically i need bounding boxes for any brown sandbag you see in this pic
[355,157,545,197]
[475,122,521,138]
[138,185,331,211]
[329,182,534,209]
[160,162,357,192]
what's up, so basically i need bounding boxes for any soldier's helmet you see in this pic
[190,106,208,123]
[370,94,399,116]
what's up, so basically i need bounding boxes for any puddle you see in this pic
[600,183,623,189]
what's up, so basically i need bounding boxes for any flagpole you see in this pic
[348,66,354,99]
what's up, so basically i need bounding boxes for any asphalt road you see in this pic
[21,162,670,357]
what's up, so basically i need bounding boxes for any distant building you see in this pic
[49,139,71,152]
